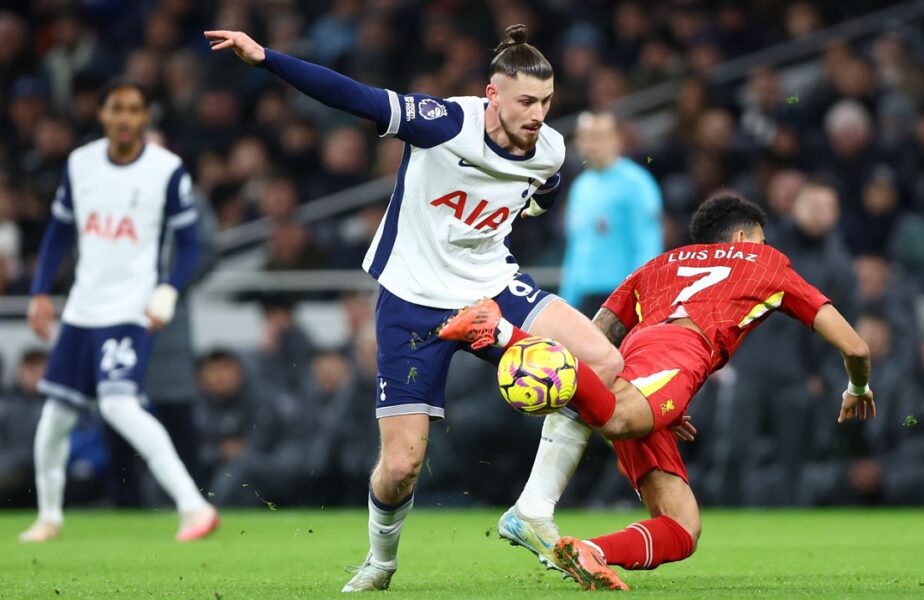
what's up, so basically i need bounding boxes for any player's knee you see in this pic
[599,416,634,440]
[599,381,654,440]
[379,453,424,488]
[40,400,78,433]
[98,395,139,424]
[685,518,702,548]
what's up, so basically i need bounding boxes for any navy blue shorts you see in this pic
[38,323,154,408]
[375,273,558,420]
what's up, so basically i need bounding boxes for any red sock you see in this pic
[503,325,531,350]
[506,325,616,427]
[590,515,694,570]
[569,359,617,427]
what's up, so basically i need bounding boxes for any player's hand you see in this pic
[204,30,266,65]
[838,388,876,423]
[145,284,178,332]
[671,415,697,442]
[27,294,56,341]
[519,198,547,219]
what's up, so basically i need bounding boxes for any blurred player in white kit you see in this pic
[20,81,219,543]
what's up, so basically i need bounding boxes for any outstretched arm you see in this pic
[204,30,463,148]
[206,30,391,126]
[812,303,875,423]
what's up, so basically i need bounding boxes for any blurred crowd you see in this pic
[1,0,923,509]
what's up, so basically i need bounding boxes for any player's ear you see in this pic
[486,82,498,105]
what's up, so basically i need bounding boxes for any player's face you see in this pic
[577,115,621,169]
[488,73,554,151]
[98,87,149,151]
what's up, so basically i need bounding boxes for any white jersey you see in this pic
[363,94,565,308]
[53,139,196,327]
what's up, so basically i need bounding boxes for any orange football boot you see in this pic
[553,536,630,591]
[437,298,501,350]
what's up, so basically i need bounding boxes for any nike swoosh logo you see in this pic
[458,158,480,168]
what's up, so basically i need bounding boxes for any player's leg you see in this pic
[344,414,429,593]
[519,298,627,517]
[356,414,430,579]
[574,325,712,440]
[92,325,216,541]
[97,396,215,529]
[527,298,623,385]
[554,433,697,590]
[19,400,79,542]
[21,324,93,542]
[344,286,455,592]
[587,453,699,570]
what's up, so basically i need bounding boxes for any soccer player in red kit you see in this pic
[440,194,875,591]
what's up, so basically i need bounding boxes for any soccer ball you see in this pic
[497,336,577,415]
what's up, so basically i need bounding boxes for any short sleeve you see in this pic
[779,262,831,328]
[381,92,465,149]
[164,165,197,229]
[602,271,642,330]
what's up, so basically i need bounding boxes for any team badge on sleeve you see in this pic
[418,98,448,120]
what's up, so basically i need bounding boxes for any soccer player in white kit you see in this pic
[206,25,623,591]
[20,82,219,543]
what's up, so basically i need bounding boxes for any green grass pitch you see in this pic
[0,508,922,598]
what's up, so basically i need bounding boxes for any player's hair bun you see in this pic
[489,23,553,80]
[494,24,529,53]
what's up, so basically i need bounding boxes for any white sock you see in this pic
[516,411,591,520]
[368,492,414,568]
[496,318,514,347]
[34,400,78,525]
[98,395,206,514]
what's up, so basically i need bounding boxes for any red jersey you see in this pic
[602,242,830,371]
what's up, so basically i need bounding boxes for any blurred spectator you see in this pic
[560,111,662,316]
[331,203,387,269]
[196,349,272,488]
[0,349,47,506]
[0,185,22,292]
[784,1,825,39]
[309,126,371,199]
[211,349,361,507]
[257,175,299,222]
[265,219,327,271]
[763,168,808,223]
[42,11,107,113]
[0,12,33,104]
[248,295,317,398]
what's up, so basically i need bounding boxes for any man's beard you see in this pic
[498,111,535,151]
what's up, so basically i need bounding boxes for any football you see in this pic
[497,336,578,415]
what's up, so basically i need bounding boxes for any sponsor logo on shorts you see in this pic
[660,399,675,416]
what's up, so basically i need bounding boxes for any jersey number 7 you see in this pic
[671,266,731,305]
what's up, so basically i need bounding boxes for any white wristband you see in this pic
[846,381,870,396]
[146,284,178,324]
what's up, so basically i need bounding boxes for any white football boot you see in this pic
[498,505,568,577]
[342,552,396,592]
[18,519,61,543]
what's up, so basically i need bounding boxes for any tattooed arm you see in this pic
[592,307,630,349]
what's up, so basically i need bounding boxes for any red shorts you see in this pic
[611,323,712,489]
